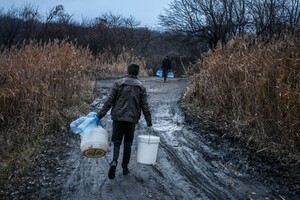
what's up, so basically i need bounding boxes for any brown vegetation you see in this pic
[0,40,146,191]
[184,35,300,163]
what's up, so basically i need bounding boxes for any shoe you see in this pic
[122,163,130,175]
[123,167,130,175]
[108,161,117,179]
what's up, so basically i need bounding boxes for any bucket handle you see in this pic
[147,127,154,143]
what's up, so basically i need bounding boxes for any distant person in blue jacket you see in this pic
[161,55,172,82]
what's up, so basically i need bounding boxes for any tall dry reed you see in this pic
[92,48,147,78]
[184,35,300,162]
[0,40,94,180]
[0,40,146,190]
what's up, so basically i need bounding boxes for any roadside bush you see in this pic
[184,35,300,163]
[0,40,146,193]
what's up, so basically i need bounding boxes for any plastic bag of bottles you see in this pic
[70,112,103,135]
[167,70,174,78]
[156,69,163,77]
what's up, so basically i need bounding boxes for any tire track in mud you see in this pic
[148,79,235,199]
[159,141,226,199]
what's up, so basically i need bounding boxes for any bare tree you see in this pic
[159,0,245,48]
[282,0,300,34]
[41,5,73,40]
[19,4,40,40]
[231,0,248,35]
[0,7,22,49]
[159,0,300,47]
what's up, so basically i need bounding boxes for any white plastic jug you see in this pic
[80,126,109,158]
[137,135,160,164]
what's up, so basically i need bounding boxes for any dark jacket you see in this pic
[161,57,171,70]
[97,75,152,126]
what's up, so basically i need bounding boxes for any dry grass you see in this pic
[0,40,146,192]
[92,48,147,78]
[184,35,300,163]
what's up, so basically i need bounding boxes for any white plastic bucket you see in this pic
[137,135,160,164]
[80,126,109,158]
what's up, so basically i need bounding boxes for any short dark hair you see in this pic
[127,64,139,76]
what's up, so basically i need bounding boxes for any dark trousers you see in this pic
[162,69,169,82]
[112,121,136,166]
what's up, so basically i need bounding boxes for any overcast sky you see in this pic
[0,0,171,28]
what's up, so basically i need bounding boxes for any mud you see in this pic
[8,77,299,199]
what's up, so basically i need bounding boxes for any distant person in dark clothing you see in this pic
[161,55,172,82]
[97,63,152,180]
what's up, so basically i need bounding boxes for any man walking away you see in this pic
[161,55,172,82]
[97,63,152,179]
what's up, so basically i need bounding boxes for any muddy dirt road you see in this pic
[9,77,299,199]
